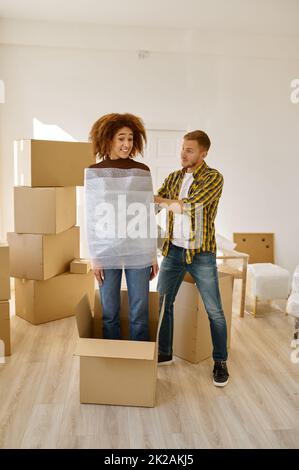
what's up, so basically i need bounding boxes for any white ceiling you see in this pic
[0,0,299,35]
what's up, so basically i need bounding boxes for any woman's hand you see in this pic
[93,267,105,285]
[150,262,159,281]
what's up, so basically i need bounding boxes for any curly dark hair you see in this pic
[89,113,147,160]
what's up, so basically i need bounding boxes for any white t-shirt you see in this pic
[172,172,194,249]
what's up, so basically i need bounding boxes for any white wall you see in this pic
[0,19,298,273]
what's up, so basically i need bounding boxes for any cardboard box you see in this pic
[74,289,163,407]
[0,244,10,301]
[14,186,76,234]
[173,271,233,363]
[8,226,80,280]
[15,139,94,187]
[70,258,91,274]
[233,233,274,264]
[0,301,11,356]
[15,270,95,325]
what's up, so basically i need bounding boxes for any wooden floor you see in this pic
[1,281,299,449]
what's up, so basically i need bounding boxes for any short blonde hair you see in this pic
[184,130,211,151]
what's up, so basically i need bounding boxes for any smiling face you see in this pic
[110,126,134,159]
[181,139,208,172]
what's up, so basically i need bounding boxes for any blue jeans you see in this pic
[157,244,228,361]
[99,267,151,341]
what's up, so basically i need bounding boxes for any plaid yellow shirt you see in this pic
[157,160,223,264]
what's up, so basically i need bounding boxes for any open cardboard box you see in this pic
[74,289,164,408]
[173,271,233,363]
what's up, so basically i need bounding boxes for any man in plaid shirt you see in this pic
[154,130,229,387]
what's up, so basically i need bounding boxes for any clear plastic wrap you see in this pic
[84,167,157,269]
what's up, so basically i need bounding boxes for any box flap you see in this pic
[74,294,93,338]
[74,337,155,360]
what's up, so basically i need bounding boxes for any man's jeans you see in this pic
[99,267,151,341]
[158,244,228,361]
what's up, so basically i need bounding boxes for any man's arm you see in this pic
[154,196,183,214]
[156,172,174,198]
[154,172,177,213]
[155,171,223,214]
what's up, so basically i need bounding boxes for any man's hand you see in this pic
[150,262,159,281]
[93,267,105,285]
[154,196,183,214]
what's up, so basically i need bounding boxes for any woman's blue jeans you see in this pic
[98,267,151,341]
[157,244,228,361]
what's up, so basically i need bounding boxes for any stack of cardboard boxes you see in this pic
[0,243,11,357]
[8,139,95,325]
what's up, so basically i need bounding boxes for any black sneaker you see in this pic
[213,361,229,387]
[158,353,173,365]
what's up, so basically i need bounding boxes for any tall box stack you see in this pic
[0,243,11,357]
[10,139,95,325]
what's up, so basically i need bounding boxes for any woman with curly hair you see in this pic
[85,113,158,341]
